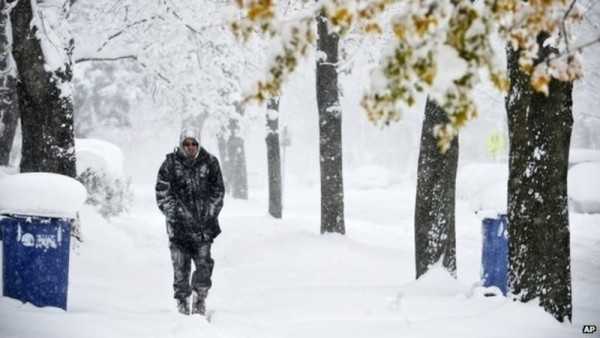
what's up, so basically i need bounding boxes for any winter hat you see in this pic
[179,126,201,146]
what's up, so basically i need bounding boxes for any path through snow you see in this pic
[1,183,598,337]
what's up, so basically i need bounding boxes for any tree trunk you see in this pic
[0,0,18,166]
[182,112,208,144]
[216,130,230,194]
[11,0,76,177]
[316,12,344,235]
[506,36,573,322]
[266,96,282,218]
[414,98,458,279]
[0,75,17,166]
[221,115,248,200]
[228,130,247,200]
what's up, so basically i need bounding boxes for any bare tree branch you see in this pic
[74,55,138,64]
[96,15,165,53]
[561,0,577,53]
[162,0,227,35]
[544,35,600,63]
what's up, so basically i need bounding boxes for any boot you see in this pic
[176,298,190,315]
[191,289,208,315]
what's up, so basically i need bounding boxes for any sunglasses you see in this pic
[183,141,198,147]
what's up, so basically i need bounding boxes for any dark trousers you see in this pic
[169,240,214,300]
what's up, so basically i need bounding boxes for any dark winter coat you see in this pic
[155,147,225,243]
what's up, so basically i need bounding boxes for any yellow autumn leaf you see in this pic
[413,15,437,37]
[491,71,510,93]
[531,70,551,96]
[331,8,353,27]
[420,65,436,86]
[452,110,469,128]
[248,0,273,21]
[364,22,382,34]
[392,22,407,41]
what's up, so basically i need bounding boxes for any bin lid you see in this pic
[0,173,87,219]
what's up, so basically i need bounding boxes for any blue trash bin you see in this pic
[1,214,71,310]
[481,214,508,295]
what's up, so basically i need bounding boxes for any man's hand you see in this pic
[175,203,194,225]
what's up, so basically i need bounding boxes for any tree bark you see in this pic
[316,12,344,235]
[0,0,18,166]
[414,98,458,279]
[506,36,573,322]
[266,96,282,218]
[11,0,76,177]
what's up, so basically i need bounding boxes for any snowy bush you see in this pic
[77,168,133,218]
[76,138,125,178]
[75,138,132,218]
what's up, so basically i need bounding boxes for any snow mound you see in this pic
[0,166,18,179]
[458,160,600,214]
[76,138,125,178]
[0,173,87,218]
[570,148,600,166]
[473,181,506,213]
[397,265,466,298]
[346,165,393,189]
[457,163,507,213]
[569,162,600,213]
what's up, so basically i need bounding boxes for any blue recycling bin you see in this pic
[1,214,71,310]
[481,214,508,295]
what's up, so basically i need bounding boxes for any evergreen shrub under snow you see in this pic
[75,138,133,218]
[77,168,133,218]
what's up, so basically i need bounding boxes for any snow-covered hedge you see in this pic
[76,138,125,178]
[75,138,133,218]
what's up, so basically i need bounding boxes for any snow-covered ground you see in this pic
[1,182,599,338]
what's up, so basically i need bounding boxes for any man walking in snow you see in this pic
[155,128,225,316]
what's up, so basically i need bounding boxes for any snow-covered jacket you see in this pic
[155,147,225,242]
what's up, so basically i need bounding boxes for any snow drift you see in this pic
[569,162,600,213]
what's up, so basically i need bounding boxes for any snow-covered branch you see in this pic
[74,55,138,64]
